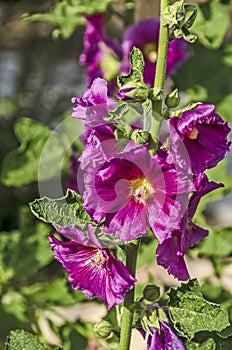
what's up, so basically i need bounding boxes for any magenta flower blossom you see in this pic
[80,14,122,93]
[49,225,136,309]
[72,78,115,128]
[120,17,188,87]
[82,145,195,242]
[169,104,231,174]
[146,321,186,350]
[156,173,223,280]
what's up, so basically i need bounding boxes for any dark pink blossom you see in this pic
[72,78,114,128]
[156,173,223,280]
[169,104,231,174]
[82,145,195,242]
[49,225,136,309]
[80,14,122,94]
[120,17,188,87]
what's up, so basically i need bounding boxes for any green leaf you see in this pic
[0,230,20,284]
[200,228,232,258]
[21,278,78,306]
[217,336,232,350]
[29,189,93,228]
[186,338,216,350]
[1,117,66,187]
[106,102,130,122]
[0,207,53,281]
[117,47,145,88]
[2,291,26,322]
[5,329,49,350]
[22,0,115,39]
[168,279,230,340]
[223,43,232,67]
[217,93,232,121]
[191,0,230,49]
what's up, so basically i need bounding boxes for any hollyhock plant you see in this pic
[120,17,188,87]
[28,1,232,349]
[82,145,195,242]
[156,173,223,280]
[169,103,231,174]
[80,14,122,94]
[49,225,136,309]
[145,321,186,350]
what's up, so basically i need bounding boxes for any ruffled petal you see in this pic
[156,232,190,281]
[49,234,136,309]
[170,104,231,174]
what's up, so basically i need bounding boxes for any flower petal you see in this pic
[49,234,136,309]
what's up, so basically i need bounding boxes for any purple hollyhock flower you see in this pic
[120,17,188,87]
[49,225,136,309]
[169,103,231,174]
[156,173,223,280]
[80,14,122,94]
[72,78,115,128]
[146,321,186,350]
[82,145,195,242]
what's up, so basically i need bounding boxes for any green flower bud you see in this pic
[163,0,197,43]
[117,82,149,102]
[143,284,160,302]
[114,123,133,140]
[165,88,180,108]
[131,130,149,144]
[94,321,112,339]
[183,4,198,29]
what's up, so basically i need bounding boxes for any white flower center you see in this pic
[91,250,106,266]
[130,178,154,204]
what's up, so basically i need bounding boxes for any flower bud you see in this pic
[131,130,149,144]
[117,82,149,102]
[143,284,160,302]
[165,89,180,108]
[114,123,133,140]
[94,321,112,339]
[184,4,197,28]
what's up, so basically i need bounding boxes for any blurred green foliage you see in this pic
[21,0,117,39]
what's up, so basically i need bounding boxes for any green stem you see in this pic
[149,0,170,153]
[119,241,140,350]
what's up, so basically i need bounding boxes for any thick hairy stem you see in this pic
[119,241,140,350]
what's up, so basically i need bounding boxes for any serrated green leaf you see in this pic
[1,117,66,187]
[191,0,230,49]
[5,329,49,350]
[29,189,93,229]
[117,47,145,88]
[168,279,230,340]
